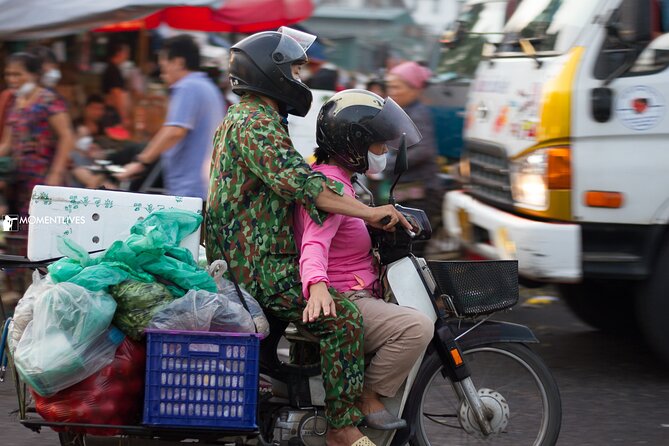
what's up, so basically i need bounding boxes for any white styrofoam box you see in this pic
[27,186,203,261]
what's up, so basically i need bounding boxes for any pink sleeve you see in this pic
[295,203,343,300]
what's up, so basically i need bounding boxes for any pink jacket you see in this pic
[294,164,379,299]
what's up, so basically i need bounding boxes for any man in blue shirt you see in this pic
[119,35,226,200]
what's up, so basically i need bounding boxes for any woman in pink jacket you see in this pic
[294,89,434,434]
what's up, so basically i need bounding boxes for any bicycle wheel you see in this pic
[411,343,561,446]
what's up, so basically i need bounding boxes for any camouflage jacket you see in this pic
[205,94,343,300]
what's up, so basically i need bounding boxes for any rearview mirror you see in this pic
[388,134,408,205]
[394,134,408,176]
[591,87,613,123]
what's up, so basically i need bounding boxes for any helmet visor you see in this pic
[274,27,316,64]
[367,97,422,149]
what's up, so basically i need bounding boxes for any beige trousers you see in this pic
[345,291,434,398]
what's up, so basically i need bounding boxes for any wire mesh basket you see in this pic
[427,260,519,316]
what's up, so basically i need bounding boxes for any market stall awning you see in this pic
[95,0,315,33]
[0,0,223,40]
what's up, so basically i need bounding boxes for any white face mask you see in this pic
[76,136,93,152]
[301,66,313,81]
[41,69,61,87]
[15,82,36,98]
[366,150,387,175]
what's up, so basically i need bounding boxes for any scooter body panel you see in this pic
[386,257,438,322]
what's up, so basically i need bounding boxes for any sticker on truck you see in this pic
[615,85,665,131]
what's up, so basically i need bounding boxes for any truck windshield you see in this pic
[495,0,602,55]
[437,1,509,79]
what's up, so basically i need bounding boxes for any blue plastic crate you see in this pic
[143,330,261,430]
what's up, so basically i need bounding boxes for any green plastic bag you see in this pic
[48,209,216,296]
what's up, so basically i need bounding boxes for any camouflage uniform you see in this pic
[205,94,365,428]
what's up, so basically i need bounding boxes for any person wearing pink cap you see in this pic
[384,61,443,257]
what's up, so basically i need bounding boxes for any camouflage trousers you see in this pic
[259,284,365,429]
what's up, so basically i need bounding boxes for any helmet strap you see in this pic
[278,102,289,119]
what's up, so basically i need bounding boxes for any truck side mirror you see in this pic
[591,87,613,123]
[606,1,652,46]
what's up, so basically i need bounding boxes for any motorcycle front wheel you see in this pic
[411,343,561,446]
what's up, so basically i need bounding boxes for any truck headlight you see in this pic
[459,156,471,180]
[511,148,570,210]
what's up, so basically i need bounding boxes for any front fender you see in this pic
[442,319,539,350]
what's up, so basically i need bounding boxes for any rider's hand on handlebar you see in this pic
[365,205,412,232]
[303,283,337,323]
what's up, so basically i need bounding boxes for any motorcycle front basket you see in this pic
[427,260,518,317]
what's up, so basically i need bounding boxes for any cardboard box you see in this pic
[27,186,203,261]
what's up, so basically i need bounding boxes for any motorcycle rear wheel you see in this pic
[58,432,85,446]
[411,343,561,446]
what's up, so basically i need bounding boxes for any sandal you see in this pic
[362,409,407,430]
[351,436,376,446]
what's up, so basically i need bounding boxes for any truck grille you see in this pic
[464,141,513,208]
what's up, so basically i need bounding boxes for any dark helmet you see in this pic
[316,89,422,173]
[229,27,315,117]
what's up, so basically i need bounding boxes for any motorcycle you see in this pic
[254,137,562,446]
[2,138,561,445]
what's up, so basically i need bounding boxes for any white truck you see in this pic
[427,0,519,161]
[444,0,669,363]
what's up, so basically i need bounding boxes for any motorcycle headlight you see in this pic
[511,148,570,210]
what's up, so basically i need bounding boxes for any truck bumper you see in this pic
[444,190,581,282]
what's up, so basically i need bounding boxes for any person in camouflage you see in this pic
[204,28,408,446]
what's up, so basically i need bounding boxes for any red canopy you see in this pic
[95,0,314,33]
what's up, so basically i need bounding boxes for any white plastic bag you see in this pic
[13,282,121,396]
[208,259,270,336]
[149,289,257,334]
[15,325,124,397]
[8,271,53,353]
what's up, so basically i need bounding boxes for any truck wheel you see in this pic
[636,242,669,365]
[557,280,639,333]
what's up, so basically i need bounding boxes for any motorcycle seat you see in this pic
[284,323,320,344]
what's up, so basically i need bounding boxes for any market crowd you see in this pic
[0,34,444,258]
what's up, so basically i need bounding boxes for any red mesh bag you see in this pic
[32,338,146,436]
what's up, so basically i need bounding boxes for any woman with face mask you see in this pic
[293,89,434,439]
[29,46,62,89]
[0,47,62,144]
[0,52,75,254]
